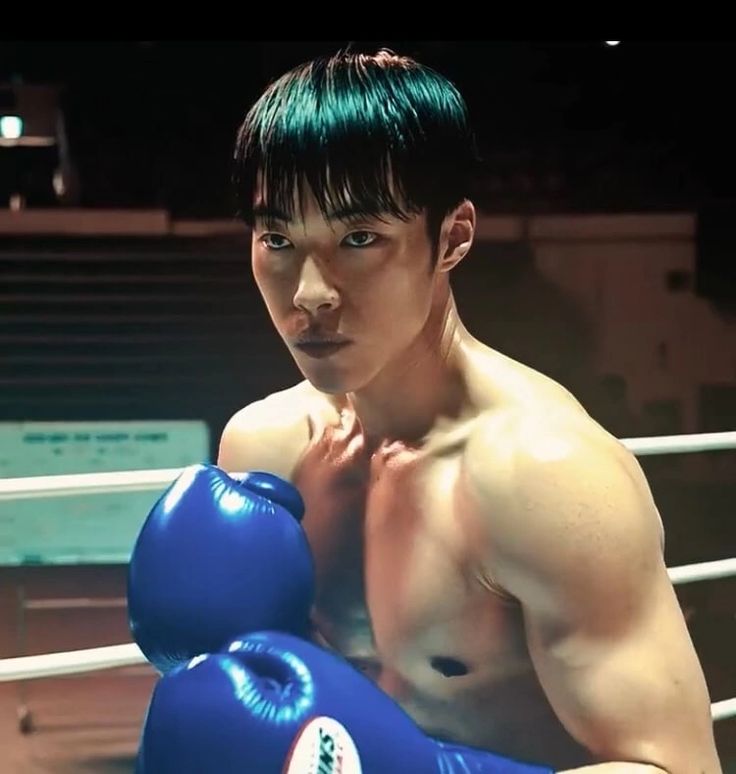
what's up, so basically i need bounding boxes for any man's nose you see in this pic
[293,256,339,314]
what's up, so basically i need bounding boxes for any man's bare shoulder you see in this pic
[466,398,617,464]
[463,399,648,518]
[462,403,664,586]
[217,380,325,479]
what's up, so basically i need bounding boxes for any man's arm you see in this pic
[465,412,721,773]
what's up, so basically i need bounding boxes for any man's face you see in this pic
[251,187,442,394]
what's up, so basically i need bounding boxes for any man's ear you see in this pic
[437,199,475,273]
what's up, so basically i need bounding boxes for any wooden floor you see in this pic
[0,669,154,773]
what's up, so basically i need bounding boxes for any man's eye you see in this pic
[343,231,379,248]
[260,234,292,250]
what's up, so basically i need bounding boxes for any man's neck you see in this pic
[342,290,472,450]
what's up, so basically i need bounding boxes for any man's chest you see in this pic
[292,437,527,692]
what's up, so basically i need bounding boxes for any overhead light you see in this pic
[0,115,23,139]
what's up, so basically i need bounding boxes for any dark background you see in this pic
[2,40,736,215]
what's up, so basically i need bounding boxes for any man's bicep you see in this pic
[504,441,720,770]
[466,418,720,770]
[524,567,718,771]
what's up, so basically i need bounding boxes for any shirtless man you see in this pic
[134,48,722,771]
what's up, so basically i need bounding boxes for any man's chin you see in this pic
[298,364,370,396]
[291,353,370,395]
[291,363,344,393]
[301,374,350,395]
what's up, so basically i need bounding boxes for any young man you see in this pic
[219,48,721,771]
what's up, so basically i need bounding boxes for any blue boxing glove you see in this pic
[137,630,554,774]
[127,465,314,673]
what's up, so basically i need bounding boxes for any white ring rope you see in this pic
[668,558,736,585]
[0,431,734,502]
[712,698,736,723]
[0,467,184,501]
[620,430,736,456]
[0,643,143,682]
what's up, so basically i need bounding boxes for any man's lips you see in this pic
[294,340,352,358]
[293,334,352,346]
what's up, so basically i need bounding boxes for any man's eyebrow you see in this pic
[252,203,388,224]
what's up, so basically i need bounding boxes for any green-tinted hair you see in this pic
[233,48,480,253]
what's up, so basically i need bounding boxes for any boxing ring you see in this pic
[0,429,734,733]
